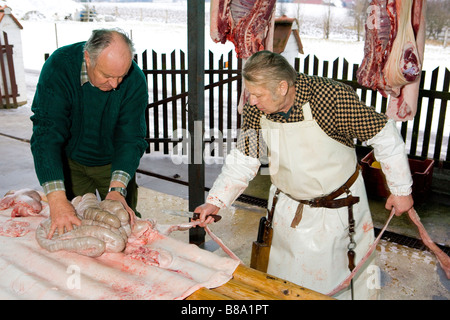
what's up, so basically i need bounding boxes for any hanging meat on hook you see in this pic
[385,0,425,120]
[357,0,426,121]
[210,0,277,113]
[210,0,276,59]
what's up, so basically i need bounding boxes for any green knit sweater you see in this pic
[30,42,149,185]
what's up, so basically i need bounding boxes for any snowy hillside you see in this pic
[1,0,82,19]
[4,0,360,38]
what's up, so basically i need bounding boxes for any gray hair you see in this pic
[84,28,135,65]
[243,51,297,92]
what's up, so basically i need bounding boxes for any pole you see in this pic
[187,0,205,245]
[54,23,59,49]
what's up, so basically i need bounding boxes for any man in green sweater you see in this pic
[30,28,148,239]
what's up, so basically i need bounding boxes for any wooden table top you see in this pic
[186,264,334,300]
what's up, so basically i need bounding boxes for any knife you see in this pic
[162,209,222,222]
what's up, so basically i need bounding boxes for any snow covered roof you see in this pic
[0,6,23,29]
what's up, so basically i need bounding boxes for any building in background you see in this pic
[272,15,304,67]
[0,5,26,108]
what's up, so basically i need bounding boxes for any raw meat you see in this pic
[36,193,241,263]
[210,0,277,113]
[0,219,31,237]
[357,0,426,121]
[210,0,277,59]
[153,219,242,263]
[327,207,450,296]
[383,0,422,88]
[385,0,426,120]
[356,0,397,96]
[0,189,44,217]
[0,210,240,300]
[205,225,243,263]
[36,194,132,257]
[407,207,450,279]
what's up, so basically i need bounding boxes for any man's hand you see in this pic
[194,203,220,227]
[385,194,414,216]
[106,181,136,225]
[47,190,82,239]
[105,190,136,225]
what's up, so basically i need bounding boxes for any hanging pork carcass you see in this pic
[356,0,426,121]
[210,0,277,59]
[210,0,277,113]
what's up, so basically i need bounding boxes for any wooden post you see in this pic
[187,0,205,245]
[0,32,17,108]
[3,32,17,107]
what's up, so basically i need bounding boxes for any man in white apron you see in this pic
[195,51,414,299]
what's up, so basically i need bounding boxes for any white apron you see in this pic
[261,102,379,300]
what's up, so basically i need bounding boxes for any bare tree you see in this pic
[426,0,450,41]
[322,3,332,39]
[295,1,304,31]
[349,0,370,41]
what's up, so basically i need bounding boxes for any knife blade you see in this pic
[162,209,222,222]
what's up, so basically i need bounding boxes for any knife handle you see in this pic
[192,212,222,222]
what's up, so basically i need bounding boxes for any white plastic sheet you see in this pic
[0,209,239,300]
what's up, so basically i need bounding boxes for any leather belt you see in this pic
[298,164,361,209]
[280,164,361,228]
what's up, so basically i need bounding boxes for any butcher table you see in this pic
[0,205,332,300]
[187,264,334,300]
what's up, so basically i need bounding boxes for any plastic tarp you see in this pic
[0,208,239,300]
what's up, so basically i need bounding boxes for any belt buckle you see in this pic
[309,198,322,207]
